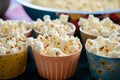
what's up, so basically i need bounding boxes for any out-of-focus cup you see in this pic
[79,27,97,44]
[0,47,28,79]
[85,48,120,80]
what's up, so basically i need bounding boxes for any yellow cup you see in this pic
[0,47,28,79]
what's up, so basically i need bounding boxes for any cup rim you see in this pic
[23,28,33,34]
[79,27,97,37]
[67,22,76,35]
[32,43,82,58]
[0,46,28,56]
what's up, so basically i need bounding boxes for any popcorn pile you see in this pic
[27,34,81,57]
[0,19,32,36]
[78,15,120,36]
[85,33,120,58]
[33,14,74,35]
[31,0,120,12]
[0,31,27,55]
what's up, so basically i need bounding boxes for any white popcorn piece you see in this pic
[33,41,44,53]
[85,33,120,58]
[11,48,18,54]
[0,47,7,55]
[48,28,59,36]
[7,40,15,49]
[59,14,69,24]
[26,37,34,46]
[101,30,110,37]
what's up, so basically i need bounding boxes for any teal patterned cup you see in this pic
[86,49,120,80]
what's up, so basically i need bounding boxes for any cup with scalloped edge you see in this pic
[0,47,28,79]
[85,47,120,80]
[34,22,76,37]
[31,44,82,80]
[79,27,97,44]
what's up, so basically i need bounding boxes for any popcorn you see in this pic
[33,14,73,36]
[0,20,32,36]
[30,0,120,12]
[30,34,81,57]
[0,47,7,55]
[59,14,69,24]
[10,48,18,54]
[0,32,27,55]
[26,37,34,46]
[33,41,45,53]
[79,15,120,36]
[85,33,120,58]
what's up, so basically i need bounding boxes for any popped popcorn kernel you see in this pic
[85,33,120,58]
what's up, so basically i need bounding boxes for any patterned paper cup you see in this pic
[79,27,97,44]
[32,47,82,80]
[86,49,120,80]
[34,22,76,37]
[0,47,28,79]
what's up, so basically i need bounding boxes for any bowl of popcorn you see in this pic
[78,15,120,44]
[27,33,82,80]
[33,14,76,37]
[16,0,120,36]
[85,33,120,80]
[0,19,33,37]
[0,31,28,79]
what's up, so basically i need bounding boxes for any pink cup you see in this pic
[32,45,82,80]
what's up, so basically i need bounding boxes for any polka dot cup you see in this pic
[86,48,120,80]
[0,47,28,79]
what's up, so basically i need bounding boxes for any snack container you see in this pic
[85,45,120,80]
[32,45,82,80]
[34,22,76,37]
[0,47,28,79]
[79,27,97,44]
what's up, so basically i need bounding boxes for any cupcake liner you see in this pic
[32,47,82,80]
[0,47,28,79]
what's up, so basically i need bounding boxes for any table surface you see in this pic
[3,0,96,80]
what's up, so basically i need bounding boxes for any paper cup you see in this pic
[79,27,97,44]
[0,47,28,79]
[86,49,120,80]
[67,23,76,36]
[32,46,82,80]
